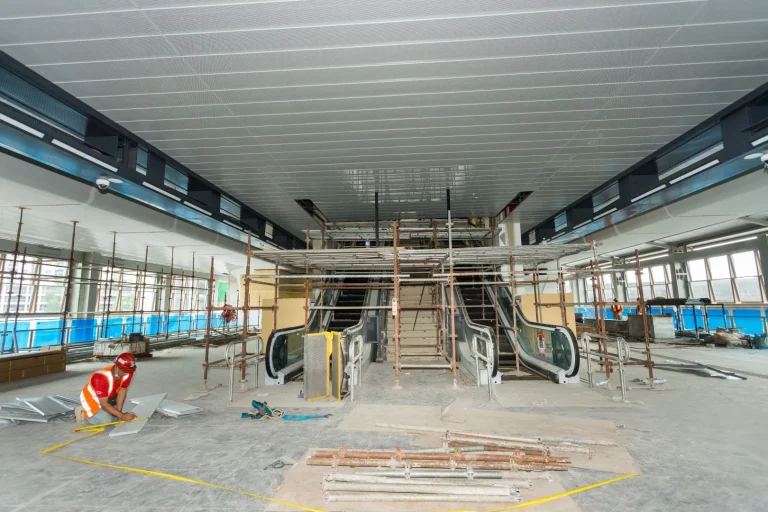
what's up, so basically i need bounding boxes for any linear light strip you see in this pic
[657,142,724,181]
[183,201,211,216]
[223,219,244,231]
[573,219,593,229]
[592,207,617,220]
[52,139,118,172]
[142,181,180,201]
[752,134,768,147]
[0,112,44,138]
[691,236,758,252]
[669,159,719,185]
[631,184,667,203]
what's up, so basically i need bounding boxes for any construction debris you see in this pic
[0,395,77,424]
[130,397,203,418]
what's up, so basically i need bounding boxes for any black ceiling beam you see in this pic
[0,50,302,250]
[525,80,768,245]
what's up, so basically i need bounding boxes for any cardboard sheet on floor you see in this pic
[265,457,581,512]
[228,382,347,409]
[337,404,640,474]
[110,393,166,437]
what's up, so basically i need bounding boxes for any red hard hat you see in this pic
[114,352,137,372]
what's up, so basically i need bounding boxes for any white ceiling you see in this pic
[1,0,767,236]
[0,151,274,275]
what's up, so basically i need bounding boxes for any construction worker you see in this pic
[76,353,137,425]
[610,298,624,320]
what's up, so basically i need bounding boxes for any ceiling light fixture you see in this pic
[690,236,758,252]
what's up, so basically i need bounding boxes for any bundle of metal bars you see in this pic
[0,395,78,425]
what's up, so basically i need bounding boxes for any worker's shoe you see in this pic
[74,406,84,424]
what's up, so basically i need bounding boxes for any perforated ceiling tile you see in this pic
[1,0,765,234]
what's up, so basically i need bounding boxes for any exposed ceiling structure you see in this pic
[0,151,273,276]
[1,0,768,236]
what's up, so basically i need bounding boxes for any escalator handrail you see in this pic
[264,282,340,379]
[450,284,499,377]
[494,286,580,380]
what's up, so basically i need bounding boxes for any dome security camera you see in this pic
[95,177,111,193]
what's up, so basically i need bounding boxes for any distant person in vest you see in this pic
[610,298,624,320]
[76,353,137,425]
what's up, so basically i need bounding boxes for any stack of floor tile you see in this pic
[0,395,78,424]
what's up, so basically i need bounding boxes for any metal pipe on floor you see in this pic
[550,444,594,459]
[325,473,524,488]
[307,457,568,471]
[405,446,485,453]
[365,468,503,479]
[325,492,521,503]
[312,449,568,464]
[532,435,617,447]
[322,480,515,497]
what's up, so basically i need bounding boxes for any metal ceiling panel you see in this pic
[1,0,765,235]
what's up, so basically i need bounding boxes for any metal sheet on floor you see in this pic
[110,393,166,437]
[18,396,73,415]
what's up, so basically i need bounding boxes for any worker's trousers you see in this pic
[83,408,117,425]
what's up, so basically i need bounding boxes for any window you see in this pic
[528,230,536,245]
[592,182,619,212]
[732,251,762,302]
[650,265,669,299]
[265,222,274,240]
[707,255,733,302]
[601,274,614,301]
[136,148,148,175]
[220,195,241,219]
[164,164,188,194]
[687,259,709,299]
[554,212,567,232]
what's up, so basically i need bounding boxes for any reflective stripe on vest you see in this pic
[79,367,116,420]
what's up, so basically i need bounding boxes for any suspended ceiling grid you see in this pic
[1,0,767,236]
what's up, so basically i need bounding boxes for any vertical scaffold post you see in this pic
[202,257,215,391]
[447,189,457,388]
[1,208,23,354]
[509,256,520,375]
[60,221,78,346]
[393,220,401,389]
[635,250,654,381]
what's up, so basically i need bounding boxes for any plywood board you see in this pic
[520,293,576,330]
[265,458,580,512]
[110,393,165,437]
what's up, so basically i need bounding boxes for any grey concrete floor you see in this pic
[1,344,767,511]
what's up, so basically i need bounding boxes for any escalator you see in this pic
[456,278,579,384]
[264,278,370,384]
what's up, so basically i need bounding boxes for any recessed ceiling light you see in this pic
[745,153,764,160]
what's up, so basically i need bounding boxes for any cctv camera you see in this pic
[95,177,111,194]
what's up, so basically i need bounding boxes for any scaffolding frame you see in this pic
[251,222,590,388]
[0,207,219,355]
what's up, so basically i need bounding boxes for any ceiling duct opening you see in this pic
[295,199,329,225]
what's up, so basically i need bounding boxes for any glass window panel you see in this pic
[643,284,652,299]
[710,278,734,302]
[603,288,614,301]
[735,277,762,302]
[732,251,758,277]
[688,259,707,281]
[625,270,636,284]
[627,286,638,301]
[708,255,730,279]
[653,284,667,298]
[651,266,665,283]
[164,164,188,194]
[690,281,709,299]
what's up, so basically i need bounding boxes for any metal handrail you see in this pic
[580,333,629,401]
[471,334,494,401]
[347,334,364,401]
[218,335,263,402]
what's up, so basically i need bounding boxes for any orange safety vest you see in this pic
[79,365,129,420]
[611,303,624,315]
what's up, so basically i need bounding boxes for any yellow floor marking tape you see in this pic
[42,418,636,512]
[441,472,638,512]
[41,418,327,512]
